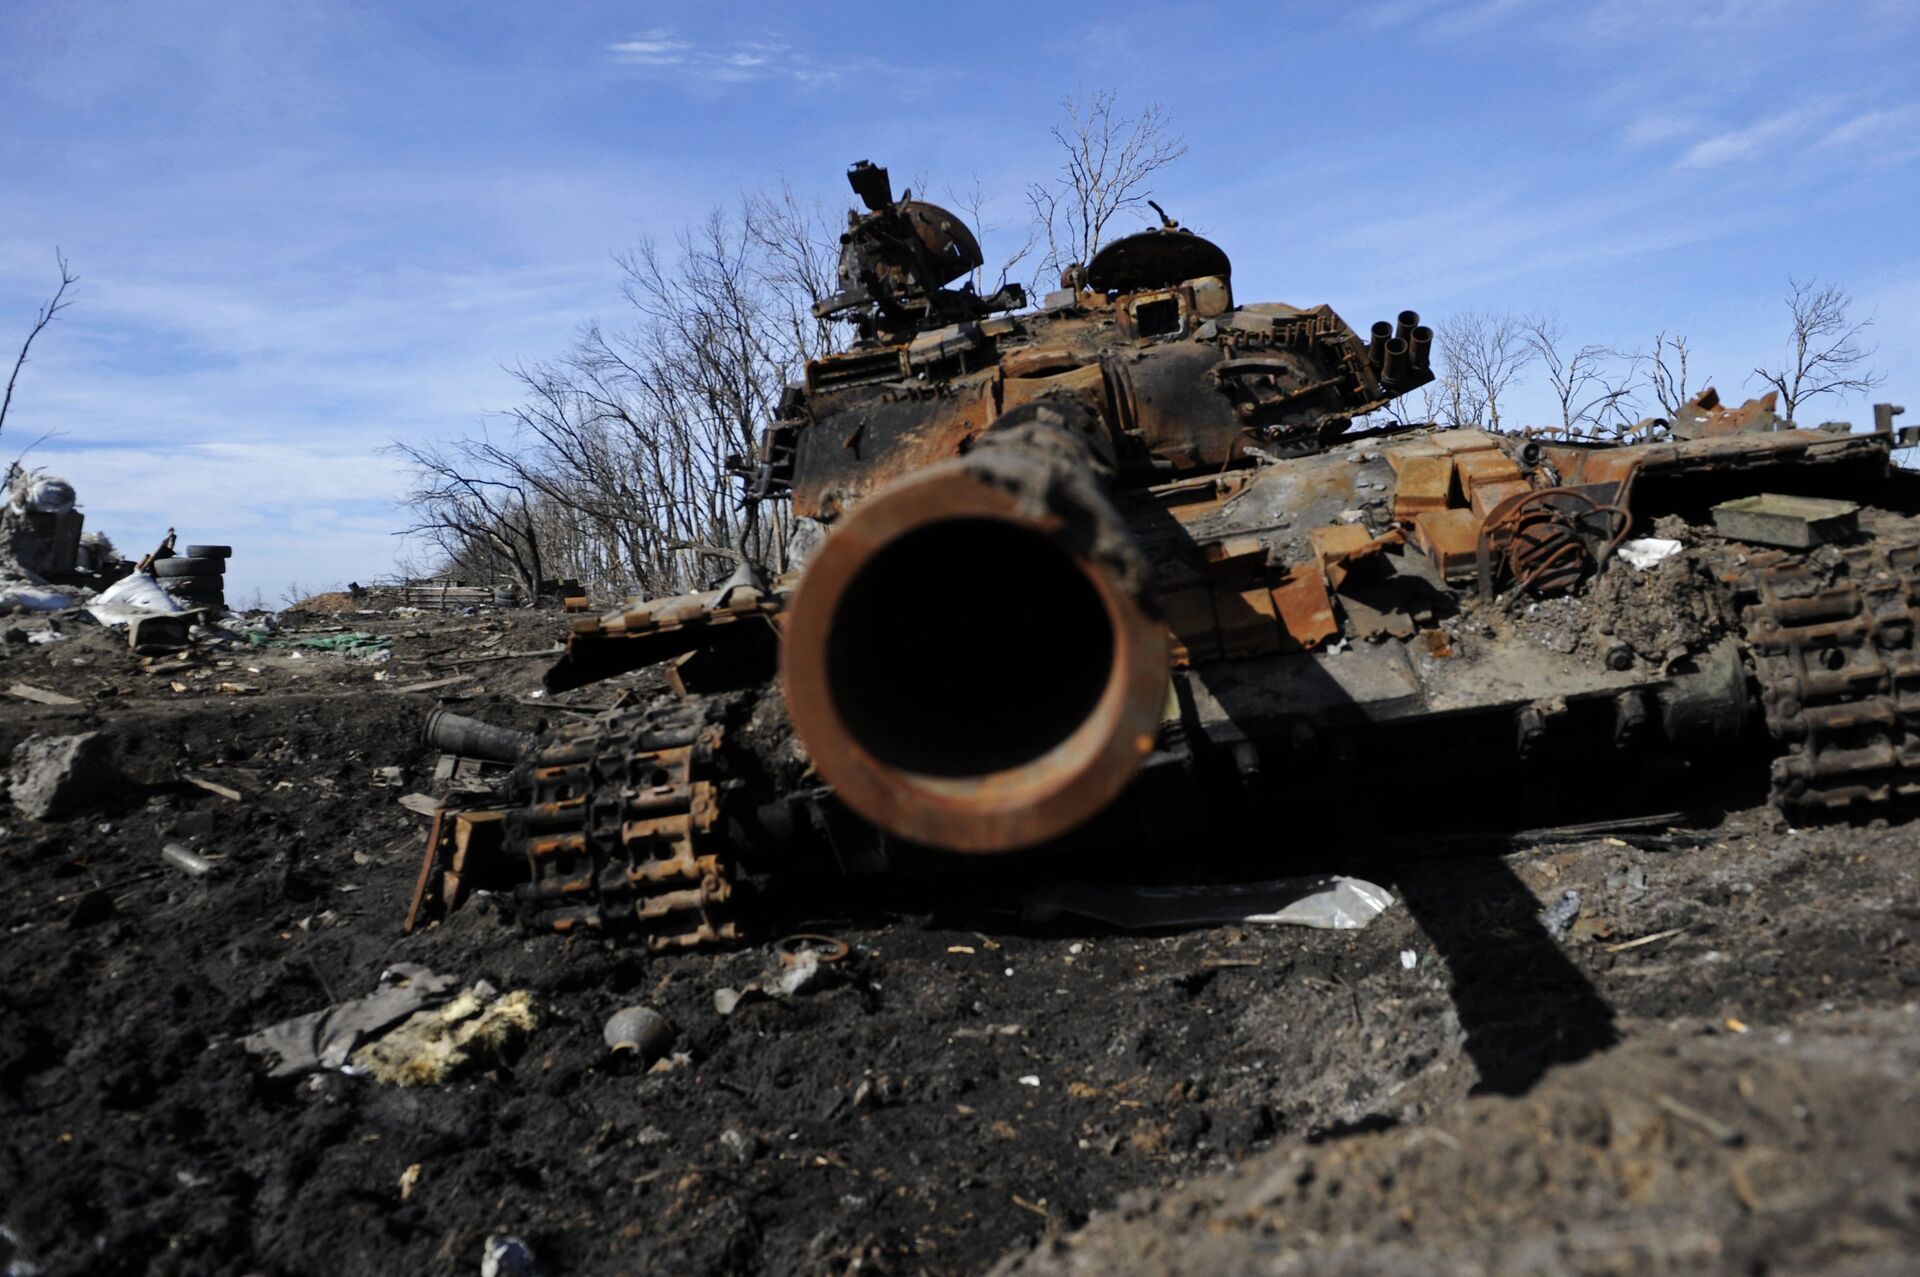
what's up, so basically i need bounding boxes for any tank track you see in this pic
[507,704,740,950]
[1734,529,1920,815]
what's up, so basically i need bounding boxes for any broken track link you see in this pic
[506,705,740,951]
[1735,532,1920,814]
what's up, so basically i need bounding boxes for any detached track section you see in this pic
[507,703,740,949]
[1736,524,1920,814]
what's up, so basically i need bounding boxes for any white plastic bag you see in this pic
[86,572,182,626]
[0,583,70,612]
[1024,874,1397,932]
[1618,538,1682,570]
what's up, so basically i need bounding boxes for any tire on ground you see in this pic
[161,578,224,600]
[152,556,226,578]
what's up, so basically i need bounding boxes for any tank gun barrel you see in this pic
[781,402,1170,854]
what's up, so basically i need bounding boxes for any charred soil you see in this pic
[2,605,1917,1275]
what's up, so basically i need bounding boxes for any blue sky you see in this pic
[2,1,1916,601]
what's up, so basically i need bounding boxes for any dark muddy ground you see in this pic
[2,601,1917,1276]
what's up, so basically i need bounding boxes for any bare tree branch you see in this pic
[1026,89,1188,287]
[1,250,78,441]
[1752,277,1884,421]
[1521,315,1641,439]
[1434,311,1534,430]
[1646,330,1706,417]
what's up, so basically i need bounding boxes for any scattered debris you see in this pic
[0,583,68,612]
[1603,926,1688,953]
[480,1234,539,1277]
[397,793,443,816]
[602,1006,675,1063]
[86,572,181,627]
[714,938,854,1014]
[5,682,79,707]
[241,964,459,1077]
[1617,538,1682,570]
[1539,889,1582,941]
[349,984,536,1086]
[714,1126,759,1164]
[181,772,244,802]
[1022,875,1396,931]
[160,843,215,877]
[7,731,116,821]
[128,613,192,653]
[389,674,475,695]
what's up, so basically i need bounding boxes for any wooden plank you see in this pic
[403,806,450,934]
[388,674,475,695]
[7,682,81,706]
[397,792,443,816]
[182,772,244,802]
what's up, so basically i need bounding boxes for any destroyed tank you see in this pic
[435,161,1920,950]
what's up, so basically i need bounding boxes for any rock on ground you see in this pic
[7,730,115,821]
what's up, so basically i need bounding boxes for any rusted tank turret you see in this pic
[452,160,1920,950]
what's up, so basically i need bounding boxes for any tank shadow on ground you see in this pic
[758,841,1620,1099]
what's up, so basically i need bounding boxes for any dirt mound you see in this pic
[992,1010,1920,1275]
[288,590,369,614]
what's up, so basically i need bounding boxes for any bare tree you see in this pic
[396,190,845,599]
[1520,315,1640,439]
[947,176,1038,296]
[1435,311,1534,430]
[1752,277,1884,421]
[1027,89,1188,285]
[1,251,77,442]
[389,434,547,601]
[1646,330,1705,416]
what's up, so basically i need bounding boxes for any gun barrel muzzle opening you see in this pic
[782,447,1169,854]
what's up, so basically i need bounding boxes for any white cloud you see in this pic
[607,30,690,66]
[1675,99,1844,169]
[1818,103,1920,158]
[601,28,862,86]
[1621,112,1703,148]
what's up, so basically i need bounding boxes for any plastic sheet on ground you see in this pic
[0,583,70,612]
[1023,874,1397,931]
[85,572,180,626]
[241,964,458,1077]
[1618,537,1683,570]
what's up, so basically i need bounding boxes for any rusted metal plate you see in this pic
[1713,494,1860,548]
[790,369,1000,518]
[1159,585,1221,665]
[1000,362,1105,416]
[1392,455,1453,520]
[1455,448,1523,495]
[1309,524,1377,590]
[1667,388,1782,439]
[1470,477,1533,519]
[1270,565,1339,650]
[1414,508,1483,582]
[1216,584,1283,658]
[1431,429,1502,455]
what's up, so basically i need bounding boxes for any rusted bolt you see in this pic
[1605,644,1634,671]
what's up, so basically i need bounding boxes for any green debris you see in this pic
[247,630,393,653]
